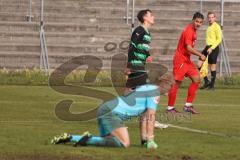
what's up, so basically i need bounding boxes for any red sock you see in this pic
[186,82,199,103]
[168,83,179,106]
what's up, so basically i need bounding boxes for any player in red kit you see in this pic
[167,12,206,114]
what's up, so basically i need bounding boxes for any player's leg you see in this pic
[167,80,182,113]
[51,133,72,144]
[141,109,158,149]
[67,129,126,148]
[140,109,155,146]
[207,46,219,90]
[110,127,130,147]
[79,108,129,148]
[53,104,127,148]
[184,64,201,114]
[73,127,128,147]
[140,114,147,145]
[186,75,200,104]
[167,61,186,113]
[208,63,216,90]
[51,131,125,148]
[70,117,128,148]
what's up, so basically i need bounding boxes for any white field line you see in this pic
[168,124,240,139]
[1,120,240,140]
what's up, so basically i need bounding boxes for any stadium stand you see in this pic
[0,0,239,73]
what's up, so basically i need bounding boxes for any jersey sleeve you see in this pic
[211,24,222,49]
[130,27,151,54]
[130,27,145,47]
[184,29,194,46]
[146,96,160,111]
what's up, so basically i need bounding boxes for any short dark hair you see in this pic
[137,9,152,23]
[192,12,204,20]
[207,11,216,17]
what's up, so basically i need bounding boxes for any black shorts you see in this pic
[202,45,220,64]
[126,72,148,89]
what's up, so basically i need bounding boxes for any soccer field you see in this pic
[0,86,240,160]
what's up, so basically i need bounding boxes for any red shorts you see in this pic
[173,57,199,81]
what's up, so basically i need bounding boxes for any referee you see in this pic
[199,11,222,90]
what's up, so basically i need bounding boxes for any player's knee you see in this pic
[173,80,182,86]
[122,141,130,148]
[195,79,201,84]
[192,76,201,83]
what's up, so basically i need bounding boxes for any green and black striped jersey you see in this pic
[127,25,151,71]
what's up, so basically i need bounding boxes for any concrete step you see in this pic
[1,51,240,73]
[1,21,239,37]
[0,25,239,41]
[0,43,239,58]
[2,12,240,28]
[0,31,129,45]
[0,43,102,53]
[0,21,39,32]
[1,0,239,11]
[1,3,240,21]
[0,12,98,22]
[38,8,240,22]
[1,31,240,50]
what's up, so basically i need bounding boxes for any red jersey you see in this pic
[175,24,197,63]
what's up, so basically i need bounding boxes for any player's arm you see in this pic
[127,27,145,69]
[186,45,205,61]
[130,27,145,49]
[211,24,222,49]
[185,31,206,61]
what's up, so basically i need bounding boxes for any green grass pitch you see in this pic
[0,86,240,160]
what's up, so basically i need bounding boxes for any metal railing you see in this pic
[200,0,203,13]
[26,0,33,22]
[124,0,135,32]
[40,0,50,74]
[219,0,231,77]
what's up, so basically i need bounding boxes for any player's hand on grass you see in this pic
[200,54,206,61]
[144,140,158,149]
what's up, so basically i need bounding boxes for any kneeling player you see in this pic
[51,84,160,149]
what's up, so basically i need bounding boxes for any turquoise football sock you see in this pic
[87,136,123,147]
[71,135,123,147]
[70,135,82,142]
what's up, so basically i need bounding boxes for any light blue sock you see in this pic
[71,135,123,147]
[70,135,82,143]
[86,136,123,147]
